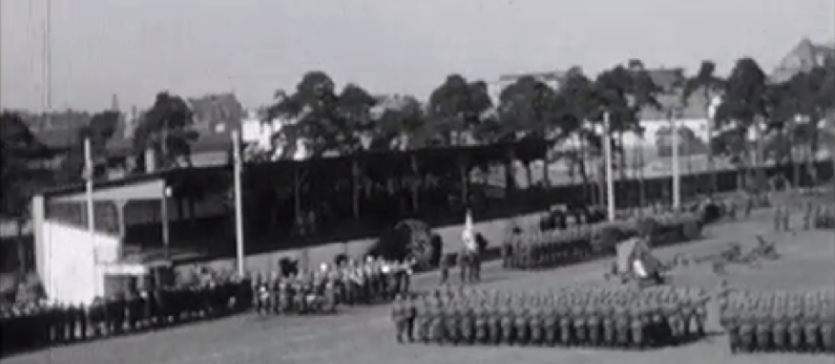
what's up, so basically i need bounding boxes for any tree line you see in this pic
[2,56,834,223]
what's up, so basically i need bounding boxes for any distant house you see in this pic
[770,38,835,84]
[647,68,686,94]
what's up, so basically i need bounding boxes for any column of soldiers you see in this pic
[0,275,252,357]
[719,290,835,354]
[391,285,709,349]
[503,226,594,270]
[773,203,835,232]
[504,211,702,271]
[251,258,414,316]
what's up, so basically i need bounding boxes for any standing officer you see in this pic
[391,295,406,343]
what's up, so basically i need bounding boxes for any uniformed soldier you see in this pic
[460,303,474,345]
[630,304,646,349]
[738,306,755,353]
[615,304,630,348]
[474,302,488,345]
[392,295,406,343]
[821,304,835,353]
[781,206,791,231]
[514,306,530,346]
[429,301,443,344]
[803,202,813,230]
[602,305,616,346]
[544,303,559,347]
[774,206,784,231]
[488,303,501,345]
[501,304,515,345]
[755,308,771,352]
[788,304,804,352]
[803,302,820,353]
[529,305,544,346]
[587,304,601,347]
[772,306,787,352]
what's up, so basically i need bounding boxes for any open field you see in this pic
[4,207,834,364]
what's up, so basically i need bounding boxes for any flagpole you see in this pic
[232,130,245,276]
[671,110,681,210]
[84,137,99,297]
[603,112,615,222]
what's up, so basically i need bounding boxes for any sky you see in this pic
[1,0,833,112]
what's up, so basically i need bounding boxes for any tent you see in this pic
[615,237,652,275]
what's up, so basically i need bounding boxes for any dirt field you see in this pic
[5,209,834,364]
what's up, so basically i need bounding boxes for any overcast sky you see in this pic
[1,0,833,112]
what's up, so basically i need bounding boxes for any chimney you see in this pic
[144,148,156,173]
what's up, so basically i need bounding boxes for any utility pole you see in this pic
[232,130,246,276]
[603,112,615,221]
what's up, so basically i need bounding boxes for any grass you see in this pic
[4,204,833,364]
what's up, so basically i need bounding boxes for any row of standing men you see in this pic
[0,258,415,357]
[719,290,834,354]
[391,285,709,349]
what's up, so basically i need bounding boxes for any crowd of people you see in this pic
[251,257,415,315]
[0,275,251,356]
[0,256,416,357]
[390,285,709,348]
[719,290,834,354]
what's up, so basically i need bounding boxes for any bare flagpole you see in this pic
[671,110,681,210]
[232,130,245,276]
[603,112,615,221]
[84,137,99,297]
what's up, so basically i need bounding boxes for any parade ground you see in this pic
[5,208,834,364]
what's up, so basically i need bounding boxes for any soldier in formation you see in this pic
[0,272,252,356]
[392,285,709,349]
[720,290,834,354]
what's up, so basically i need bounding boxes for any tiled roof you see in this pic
[770,38,835,83]
[647,68,685,92]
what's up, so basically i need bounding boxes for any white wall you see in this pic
[41,221,120,305]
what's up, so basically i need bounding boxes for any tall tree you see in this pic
[132,92,199,171]
[497,75,560,185]
[0,111,49,219]
[58,111,120,183]
[369,95,426,151]
[713,57,771,190]
[427,74,493,146]
[554,68,599,202]
[681,60,725,194]
[266,71,373,158]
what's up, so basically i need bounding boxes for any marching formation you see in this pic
[391,285,709,349]
[252,257,414,316]
[719,290,835,354]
